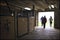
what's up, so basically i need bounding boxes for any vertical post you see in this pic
[27,13,29,33]
[32,5,35,16]
[36,11,38,26]
[14,11,18,40]
[32,5,36,26]
[32,5,36,30]
[59,0,60,10]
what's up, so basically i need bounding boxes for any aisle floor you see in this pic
[18,26,60,40]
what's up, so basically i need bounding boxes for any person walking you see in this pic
[49,16,53,27]
[41,16,44,26]
[43,16,47,28]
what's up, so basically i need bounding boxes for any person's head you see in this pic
[42,16,43,17]
[50,16,52,18]
[44,16,46,18]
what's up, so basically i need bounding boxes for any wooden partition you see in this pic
[0,7,35,39]
[18,17,28,36]
[29,17,35,32]
[17,10,35,36]
[0,16,15,39]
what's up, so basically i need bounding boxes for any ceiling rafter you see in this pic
[4,0,58,11]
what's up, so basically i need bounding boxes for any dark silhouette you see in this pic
[41,16,47,28]
[41,16,44,26]
[49,16,53,27]
[43,16,47,28]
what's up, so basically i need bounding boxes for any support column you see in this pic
[14,11,18,40]
[32,5,36,26]
[32,5,35,30]
[59,0,60,10]
[36,11,38,26]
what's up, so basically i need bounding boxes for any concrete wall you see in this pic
[0,16,15,39]
[18,17,28,36]
[54,10,60,29]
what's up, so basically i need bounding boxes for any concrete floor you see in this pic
[18,27,60,40]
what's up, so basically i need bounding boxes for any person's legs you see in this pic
[42,23,43,26]
[41,22,43,26]
[41,22,42,26]
[44,23,45,28]
[50,22,52,27]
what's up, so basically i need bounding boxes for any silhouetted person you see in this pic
[49,16,53,27]
[43,16,47,28]
[41,16,44,26]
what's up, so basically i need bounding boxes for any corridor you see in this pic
[19,27,60,40]
[0,0,60,40]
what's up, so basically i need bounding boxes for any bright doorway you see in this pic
[37,11,54,29]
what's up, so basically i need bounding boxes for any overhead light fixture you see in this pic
[48,6,51,9]
[24,7,31,10]
[51,5,54,8]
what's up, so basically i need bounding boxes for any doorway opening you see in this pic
[37,11,54,29]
